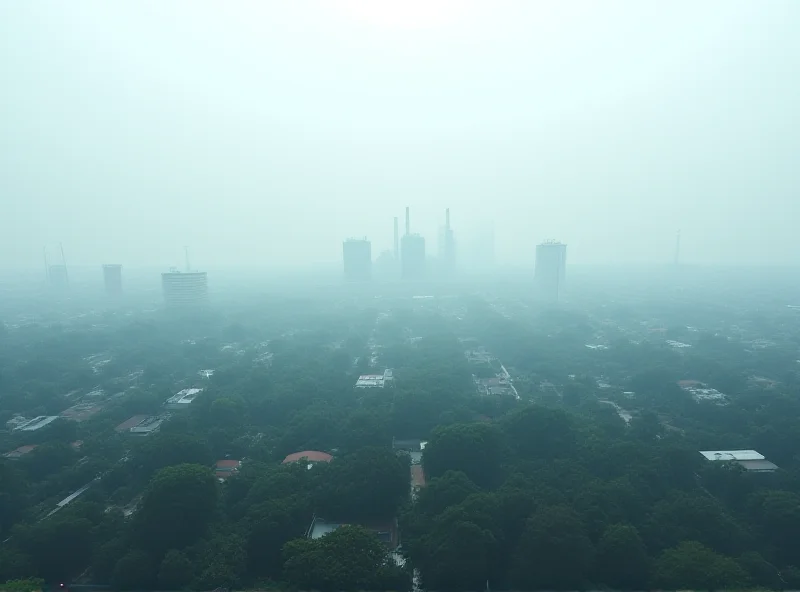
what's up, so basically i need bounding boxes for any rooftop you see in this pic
[355,368,393,389]
[700,450,764,461]
[700,449,778,472]
[166,388,203,405]
[308,517,398,549]
[14,416,59,431]
[116,415,149,432]
[216,459,242,470]
[215,459,242,480]
[282,450,333,464]
[60,402,103,422]
[411,465,426,488]
[129,416,165,434]
[4,445,38,459]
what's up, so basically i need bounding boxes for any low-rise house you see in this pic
[115,415,148,433]
[165,388,203,410]
[282,450,333,469]
[307,516,399,550]
[129,416,165,435]
[215,459,242,481]
[700,449,778,472]
[13,416,59,431]
[4,445,38,460]
[355,369,394,389]
[411,465,426,498]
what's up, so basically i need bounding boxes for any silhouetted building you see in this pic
[401,206,426,280]
[161,270,208,307]
[534,241,567,301]
[103,264,122,296]
[48,265,69,290]
[440,208,456,275]
[342,238,372,281]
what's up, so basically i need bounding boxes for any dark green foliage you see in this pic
[282,525,410,592]
[652,541,750,591]
[132,464,219,557]
[510,505,594,590]
[111,550,156,591]
[423,422,506,488]
[593,524,650,590]
[315,447,410,521]
[3,299,800,591]
[157,550,193,590]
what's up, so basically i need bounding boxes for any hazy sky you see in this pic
[2,1,799,269]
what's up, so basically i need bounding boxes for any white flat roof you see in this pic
[700,450,765,461]
[166,388,203,404]
[14,416,59,431]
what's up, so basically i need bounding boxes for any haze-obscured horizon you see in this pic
[2,0,799,270]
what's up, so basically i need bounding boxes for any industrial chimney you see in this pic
[405,207,410,235]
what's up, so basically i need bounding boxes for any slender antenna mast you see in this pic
[59,242,69,285]
[674,230,681,266]
[44,247,49,283]
[184,246,191,272]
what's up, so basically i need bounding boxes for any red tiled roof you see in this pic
[216,459,241,470]
[4,445,38,458]
[411,465,426,488]
[115,415,148,432]
[282,450,333,464]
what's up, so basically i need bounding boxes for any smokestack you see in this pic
[446,208,450,230]
[405,207,410,235]
[393,217,399,259]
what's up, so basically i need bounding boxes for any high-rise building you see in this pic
[343,238,372,281]
[401,207,426,280]
[534,241,567,301]
[103,264,122,296]
[440,208,456,275]
[48,265,69,290]
[161,270,208,307]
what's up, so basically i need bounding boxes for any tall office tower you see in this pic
[48,265,69,290]
[534,240,567,301]
[342,238,372,281]
[103,264,123,296]
[401,207,426,280]
[161,269,209,307]
[441,208,456,274]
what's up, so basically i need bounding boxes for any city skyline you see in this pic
[3,2,799,269]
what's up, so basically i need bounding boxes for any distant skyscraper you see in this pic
[103,264,122,296]
[48,265,69,290]
[401,206,426,280]
[161,270,208,307]
[441,208,456,275]
[534,241,567,301]
[342,238,372,281]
